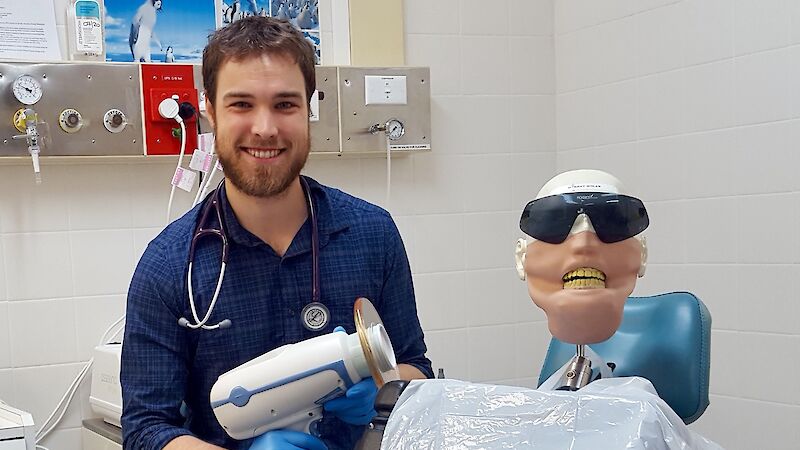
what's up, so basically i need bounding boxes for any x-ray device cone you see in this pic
[210,298,398,440]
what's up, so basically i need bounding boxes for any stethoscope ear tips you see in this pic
[218,319,232,329]
[178,317,190,328]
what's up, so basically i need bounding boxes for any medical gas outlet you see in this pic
[59,108,84,133]
[10,108,42,183]
[103,109,127,133]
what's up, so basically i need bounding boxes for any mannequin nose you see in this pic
[568,213,596,236]
[565,227,602,254]
[568,230,601,245]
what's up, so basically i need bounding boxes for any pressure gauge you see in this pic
[12,75,43,105]
[386,118,405,140]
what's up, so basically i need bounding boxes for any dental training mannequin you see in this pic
[514,170,648,388]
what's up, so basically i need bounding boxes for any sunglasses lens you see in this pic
[520,196,576,244]
[589,195,649,243]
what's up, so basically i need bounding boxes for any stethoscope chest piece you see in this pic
[301,302,330,331]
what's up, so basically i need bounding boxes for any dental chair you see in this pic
[356,291,713,449]
[538,291,712,424]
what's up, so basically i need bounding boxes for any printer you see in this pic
[85,343,123,450]
[0,401,35,450]
[90,343,123,427]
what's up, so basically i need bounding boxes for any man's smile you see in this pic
[242,147,284,159]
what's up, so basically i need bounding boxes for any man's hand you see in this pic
[249,430,327,450]
[323,378,378,425]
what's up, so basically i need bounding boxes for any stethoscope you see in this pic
[178,176,328,331]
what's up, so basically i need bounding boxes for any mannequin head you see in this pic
[514,170,649,344]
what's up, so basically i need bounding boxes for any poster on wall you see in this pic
[104,0,217,63]
[218,0,321,63]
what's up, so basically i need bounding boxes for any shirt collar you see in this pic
[218,175,349,252]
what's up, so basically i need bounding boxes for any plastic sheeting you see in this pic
[381,377,722,450]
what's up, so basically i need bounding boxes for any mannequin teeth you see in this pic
[562,267,606,289]
[563,278,606,289]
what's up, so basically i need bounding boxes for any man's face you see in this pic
[207,53,310,198]
[524,222,642,344]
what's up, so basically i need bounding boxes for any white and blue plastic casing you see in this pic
[210,325,396,440]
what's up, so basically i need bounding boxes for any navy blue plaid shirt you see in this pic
[121,176,432,450]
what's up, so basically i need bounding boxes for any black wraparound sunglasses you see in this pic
[520,192,649,244]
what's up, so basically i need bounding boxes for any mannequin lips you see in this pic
[562,267,606,289]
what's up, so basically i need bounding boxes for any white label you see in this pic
[388,143,431,151]
[199,91,207,112]
[189,149,214,173]
[365,75,407,105]
[74,1,103,54]
[171,167,197,192]
[551,183,619,195]
[309,90,320,122]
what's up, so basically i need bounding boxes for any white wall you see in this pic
[0,1,557,448]
[554,0,800,448]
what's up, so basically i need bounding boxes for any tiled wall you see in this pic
[0,0,556,448]
[554,0,800,448]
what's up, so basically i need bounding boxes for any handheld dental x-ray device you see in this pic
[210,298,398,440]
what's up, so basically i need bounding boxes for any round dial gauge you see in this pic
[386,118,405,140]
[12,75,43,105]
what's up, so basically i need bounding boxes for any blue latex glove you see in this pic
[323,378,378,425]
[249,430,327,450]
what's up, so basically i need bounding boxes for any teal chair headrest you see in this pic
[537,291,711,424]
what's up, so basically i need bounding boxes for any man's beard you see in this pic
[215,131,310,198]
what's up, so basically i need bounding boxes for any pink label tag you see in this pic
[189,149,213,173]
[171,167,197,192]
[198,132,214,153]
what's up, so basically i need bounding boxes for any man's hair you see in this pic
[203,16,316,107]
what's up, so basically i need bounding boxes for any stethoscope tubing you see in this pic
[184,261,228,329]
[180,177,319,330]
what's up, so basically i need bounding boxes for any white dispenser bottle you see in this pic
[67,0,105,61]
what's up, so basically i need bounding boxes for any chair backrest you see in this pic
[537,291,711,424]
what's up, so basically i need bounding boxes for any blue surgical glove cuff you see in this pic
[249,429,328,450]
[322,378,378,425]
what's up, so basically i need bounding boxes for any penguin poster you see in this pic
[104,0,217,63]
[219,0,321,64]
